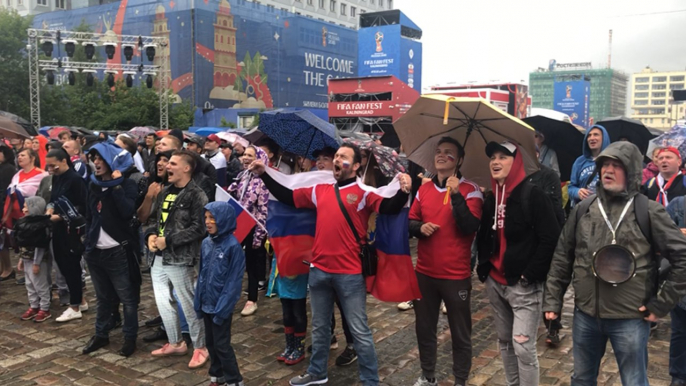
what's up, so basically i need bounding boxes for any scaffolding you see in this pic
[27,28,170,131]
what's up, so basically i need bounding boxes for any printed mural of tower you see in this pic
[153,4,180,102]
[209,0,243,101]
[153,5,171,87]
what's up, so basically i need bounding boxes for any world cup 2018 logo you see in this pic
[375,31,384,52]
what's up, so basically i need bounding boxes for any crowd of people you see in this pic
[0,123,685,386]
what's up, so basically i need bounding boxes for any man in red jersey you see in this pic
[250,143,411,386]
[408,137,482,386]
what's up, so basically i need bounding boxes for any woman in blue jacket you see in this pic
[194,202,245,386]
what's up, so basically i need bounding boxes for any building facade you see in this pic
[630,66,686,131]
[530,64,628,125]
[256,0,393,28]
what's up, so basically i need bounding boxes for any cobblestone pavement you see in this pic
[0,245,675,386]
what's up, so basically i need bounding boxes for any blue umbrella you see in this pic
[258,109,340,159]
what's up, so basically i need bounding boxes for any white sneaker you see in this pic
[56,307,82,322]
[397,301,414,311]
[413,376,438,386]
[241,301,257,316]
[79,302,89,312]
[441,302,447,314]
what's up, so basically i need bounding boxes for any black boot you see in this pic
[118,339,136,357]
[82,335,110,355]
[143,328,168,343]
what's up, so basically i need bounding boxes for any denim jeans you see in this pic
[86,245,139,341]
[485,276,542,386]
[571,308,650,386]
[308,267,378,385]
[671,306,686,383]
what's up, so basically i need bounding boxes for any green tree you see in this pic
[169,99,195,129]
[0,9,33,117]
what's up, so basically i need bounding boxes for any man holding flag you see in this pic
[250,143,412,386]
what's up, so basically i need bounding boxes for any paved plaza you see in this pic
[0,245,676,386]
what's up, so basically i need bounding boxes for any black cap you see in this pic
[485,141,517,157]
[184,135,205,147]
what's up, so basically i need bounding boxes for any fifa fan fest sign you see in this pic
[358,24,422,92]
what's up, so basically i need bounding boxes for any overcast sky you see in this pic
[394,0,686,89]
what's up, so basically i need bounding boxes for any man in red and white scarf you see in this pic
[643,146,686,206]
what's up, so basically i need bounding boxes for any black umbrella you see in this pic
[596,116,654,156]
[70,126,95,136]
[523,115,584,182]
[0,111,38,136]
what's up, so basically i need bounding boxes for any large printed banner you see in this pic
[358,24,422,92]
[32,0,359,111]
[554,80,590,128]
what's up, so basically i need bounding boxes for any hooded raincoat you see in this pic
[227,146,269,249]
[84,143,139,257]
[544,141,686,318]
[194,202,245,325]
[568,125,610,205]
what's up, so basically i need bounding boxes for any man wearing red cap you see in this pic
[203,134,227,188]
[644,147,686,206]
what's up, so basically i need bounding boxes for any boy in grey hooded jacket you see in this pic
[16,196,52,322]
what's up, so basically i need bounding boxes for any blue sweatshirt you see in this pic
[194,201,245,325]
[568,125,610,204]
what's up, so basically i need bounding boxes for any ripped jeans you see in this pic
[486,276,542,386]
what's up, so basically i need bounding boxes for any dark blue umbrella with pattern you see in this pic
[258,109,341,159]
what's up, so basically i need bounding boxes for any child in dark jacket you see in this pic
[194,201,245,386]
[15,196,52,322]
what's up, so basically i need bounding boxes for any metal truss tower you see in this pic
[27,29,170,130]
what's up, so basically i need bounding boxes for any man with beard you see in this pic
[545,142,686,385]
[81,142,139,357]
[250,143,412,386]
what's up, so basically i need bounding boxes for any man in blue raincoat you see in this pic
[194,202,245,386]
[568,125,610,205]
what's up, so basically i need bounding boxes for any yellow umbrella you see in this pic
[394,95,539,188]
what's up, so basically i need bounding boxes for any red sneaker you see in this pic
[21,308,39,321]
[34,310,52,323]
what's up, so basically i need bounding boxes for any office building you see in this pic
[530,62,628,125]
[630,66,686,131]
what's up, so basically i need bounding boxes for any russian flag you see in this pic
[215,185,258,243]
[264,168,421,302]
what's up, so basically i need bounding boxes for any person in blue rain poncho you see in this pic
[194,201,246,386]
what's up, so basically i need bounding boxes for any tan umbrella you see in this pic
[394,95,538,187]
[0,116,31,139]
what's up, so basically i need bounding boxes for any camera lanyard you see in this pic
[597,197,634,245]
